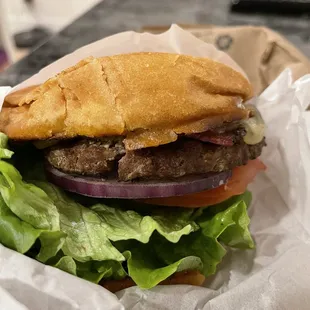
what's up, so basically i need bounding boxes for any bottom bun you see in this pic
[101,270,205,293]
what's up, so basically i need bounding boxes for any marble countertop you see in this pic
[1,0,310,86]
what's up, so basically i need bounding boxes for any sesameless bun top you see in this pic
[0,52,252,150]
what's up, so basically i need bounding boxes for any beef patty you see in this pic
[118,139,265,181]
[46,137,125,176]
[45,134,265,181]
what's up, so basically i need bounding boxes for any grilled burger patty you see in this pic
[45,132,265,181]
[45,137,125,176]
[118,139,265,181]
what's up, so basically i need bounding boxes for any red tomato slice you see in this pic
[142,159,266,208]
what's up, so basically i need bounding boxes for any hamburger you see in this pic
[0,52,266,292]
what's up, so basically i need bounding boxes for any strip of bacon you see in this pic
[189,132,235,146]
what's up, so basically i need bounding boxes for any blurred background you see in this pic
[1,0,310,88]
[0,0,101,70]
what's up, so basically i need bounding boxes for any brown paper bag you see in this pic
[142,25,310,95]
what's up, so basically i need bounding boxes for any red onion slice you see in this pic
[45,164,232,199]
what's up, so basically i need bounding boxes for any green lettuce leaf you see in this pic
[34,182,199,263]
[0,133,14,159]
[0,195,42,253]
[53,256,127,283]
[123,196,254,288]
[197,191,254,249]
[0,161,60,231]
[125,245,202,289]
[91,204,198,243]
[54,256,77,275]
[93,260,127,280]
[218,202,254,249]
[153,231,226,277]
[78,260,127,283]
[34,182,125,263]
[36,231,66,263]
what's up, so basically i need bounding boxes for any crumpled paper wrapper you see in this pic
[143,25,310,95]
[0,25,310,310]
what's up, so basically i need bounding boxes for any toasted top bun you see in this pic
[0,52,252,150]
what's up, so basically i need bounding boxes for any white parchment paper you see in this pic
[0,25,310,310]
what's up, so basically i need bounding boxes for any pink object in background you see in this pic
[0,50,8,69]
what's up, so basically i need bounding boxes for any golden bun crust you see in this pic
[101,270,205,293]
[0,53,252,149]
